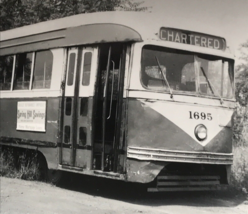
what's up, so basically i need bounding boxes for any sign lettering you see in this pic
[189,111,213,120]
[160,28,226,50]
[17,101,46,132]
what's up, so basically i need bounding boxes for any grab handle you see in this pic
[107,61,115,120]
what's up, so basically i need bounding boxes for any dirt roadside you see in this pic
[0,176,247,214]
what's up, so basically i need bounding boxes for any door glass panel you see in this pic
[79,127,87,146]
[67,53,76,86]
[80,98,88,116]
[82,52,92,86]
[64,126,71,144]
[65,97,72,116]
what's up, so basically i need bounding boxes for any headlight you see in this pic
[195,124,207,141]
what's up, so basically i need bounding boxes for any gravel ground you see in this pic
[0,175,247,214]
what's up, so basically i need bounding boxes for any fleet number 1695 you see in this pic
[189,111,212,120]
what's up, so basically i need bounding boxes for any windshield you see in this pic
[141,45,234,99]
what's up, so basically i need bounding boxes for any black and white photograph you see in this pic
[0,0,248,213]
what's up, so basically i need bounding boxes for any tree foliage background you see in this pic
[232,42,248,190]
[233,40,248,147]
[0,0,148,31]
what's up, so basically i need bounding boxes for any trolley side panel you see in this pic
[0,97,61,147]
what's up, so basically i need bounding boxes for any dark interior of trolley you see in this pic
[93,43,125,172]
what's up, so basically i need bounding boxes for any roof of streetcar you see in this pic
[0,11,234,58]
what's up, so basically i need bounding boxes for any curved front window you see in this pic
[141,45,234,99]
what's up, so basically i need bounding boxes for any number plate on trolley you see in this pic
[189,111,212,120]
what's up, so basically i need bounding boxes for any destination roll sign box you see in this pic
[160,27,226,50]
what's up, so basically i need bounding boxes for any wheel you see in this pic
[47,169,63,185]
[36,153,62,184]
[37,156,48,181]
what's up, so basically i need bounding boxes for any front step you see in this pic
[148,175,228,192]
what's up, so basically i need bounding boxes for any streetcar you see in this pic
[0,11,235,191]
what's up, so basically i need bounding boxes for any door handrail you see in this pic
[102,46,112,171]
[107,60,115,120]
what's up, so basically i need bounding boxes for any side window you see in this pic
[33,50,53,89]
[67,53,76,86]
[82,52,92,86]
[13,53,33,90]
[0,55,14,90]
[222,61,233,99]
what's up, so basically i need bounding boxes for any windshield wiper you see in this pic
[155,56,173,98]
[200,67,223,104]
[200,67,215,95]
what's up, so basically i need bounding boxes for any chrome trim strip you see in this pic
[127,91,236,109]
[0,90,61,98]
[148,185,228,192]
[0,36,66,49]
[1,29,67,42]
[127,146,233,165]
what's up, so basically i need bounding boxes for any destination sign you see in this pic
[160,28,226,50]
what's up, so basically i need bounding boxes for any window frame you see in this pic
[0,55,15,91]
[82,51,92,86]
[0,49,55,91]
[32,50,54,90]
[140,44,235,100]
[12,52,34,91]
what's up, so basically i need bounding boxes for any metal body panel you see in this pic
[126,159,165,183]
[58,164,126,180]
[125,98,233,183]
[61,147,71,166]
[0,143,58,170]
[39,147,59,169]
[127,99,202,151]
[127,99,233,153]
[0,12,234,57]
[75,149,92,170]
[127,90,236,109]
[0,97,61,145]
